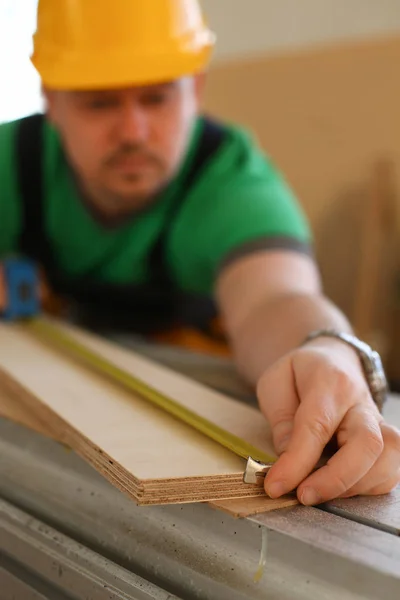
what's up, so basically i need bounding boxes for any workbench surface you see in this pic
[0,337,399,600]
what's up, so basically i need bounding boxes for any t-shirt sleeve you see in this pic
[0,120,21,257]
[170,126,313,294]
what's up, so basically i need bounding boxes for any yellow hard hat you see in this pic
[31,0,215,90]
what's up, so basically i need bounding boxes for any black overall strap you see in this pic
[142,117,226,331]
[15,113,53,269]
[148,116,226,282]
[14,113,227,333]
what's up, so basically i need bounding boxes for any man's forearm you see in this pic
[229,292,353,385]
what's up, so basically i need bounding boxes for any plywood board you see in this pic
[0,388,52,439]
[0,376,297,515]
[0,321,278,506]
[50,319,275,455]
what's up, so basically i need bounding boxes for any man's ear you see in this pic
[194,72,207,102]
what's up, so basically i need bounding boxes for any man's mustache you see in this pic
[104,144,163,167]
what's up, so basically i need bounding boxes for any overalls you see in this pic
[14,114,230,355]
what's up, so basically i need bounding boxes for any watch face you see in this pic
[369,351,388,394]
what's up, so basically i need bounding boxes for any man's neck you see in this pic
[73,175,167,230]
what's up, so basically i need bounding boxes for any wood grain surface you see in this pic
[0,321,280,509]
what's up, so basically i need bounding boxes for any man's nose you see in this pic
[118,103,149,144]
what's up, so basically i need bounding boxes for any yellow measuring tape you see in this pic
[24,318,276,465]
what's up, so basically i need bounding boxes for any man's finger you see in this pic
[364,475,400,496]
[264,386,347,498]
[337,423,400,497]
[257,357,299,455]
[297,405,384,504]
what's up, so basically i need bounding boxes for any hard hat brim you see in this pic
[32,38,215,90]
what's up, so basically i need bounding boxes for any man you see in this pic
[0,0,399,506]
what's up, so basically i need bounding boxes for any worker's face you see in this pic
[44,78,203,217]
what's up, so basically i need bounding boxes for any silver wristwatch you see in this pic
[303,329,388,413]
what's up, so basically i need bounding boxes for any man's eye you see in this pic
[85,99,117,110]
[143,92,170,106]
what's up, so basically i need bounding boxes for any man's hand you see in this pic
[257,338,400,505]
[217,249,400,503]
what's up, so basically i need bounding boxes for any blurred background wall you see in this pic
[1,0,400,377]
[200,0,400,378]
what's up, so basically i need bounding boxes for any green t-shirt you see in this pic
[0,115,311,295]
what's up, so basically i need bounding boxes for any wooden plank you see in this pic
[0,321,277,506]
[8,374,392,520]
[0,391,295,512]
[131,341,400,522]
[113,335,254,400]
[44,319,275,455]
[2,326,398,517]
[0,388,52,439]
[211,495,298,518]
[0,414,296,520]
[0,372,296,515]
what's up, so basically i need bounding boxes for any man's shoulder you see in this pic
[169,116,311,294]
